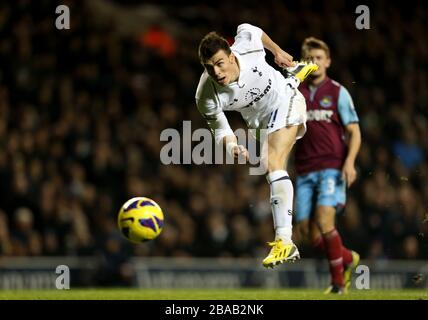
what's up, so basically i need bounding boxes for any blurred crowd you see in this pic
[0,0,427,281]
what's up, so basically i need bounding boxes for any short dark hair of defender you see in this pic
[301,37,330,59]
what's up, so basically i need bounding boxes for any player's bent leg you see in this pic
[314,205,336,234]
[315,206,347,293]
[315,169,359,292]
[311,220,348,294]
[310,220,345,294]
[263,125,300,268]
[314,208,359,293]
[265,125,299,171]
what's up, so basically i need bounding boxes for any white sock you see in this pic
[266,170,294,244]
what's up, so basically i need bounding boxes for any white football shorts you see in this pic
[263,79,307,140]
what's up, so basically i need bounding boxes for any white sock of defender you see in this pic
[266,170,294,244]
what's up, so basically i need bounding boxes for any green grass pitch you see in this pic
[0,288,427,300]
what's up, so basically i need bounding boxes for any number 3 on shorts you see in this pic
[326,178,335,195]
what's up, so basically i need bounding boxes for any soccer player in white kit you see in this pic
[195,23,318,268]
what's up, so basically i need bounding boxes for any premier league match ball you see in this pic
[118,197,164,243]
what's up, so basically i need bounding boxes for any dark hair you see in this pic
[301,37,330,59]
[198,31,231,63]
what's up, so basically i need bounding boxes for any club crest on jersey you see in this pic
[319,95,333,108]
[251,66,263,77]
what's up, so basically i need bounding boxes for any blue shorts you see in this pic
[295,169,346,222]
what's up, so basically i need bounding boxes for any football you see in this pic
[117,197,164,243]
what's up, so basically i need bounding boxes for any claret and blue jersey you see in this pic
[295,76,359,175]
[294,77,359,221]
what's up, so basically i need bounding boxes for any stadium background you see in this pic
[0,0,427,289]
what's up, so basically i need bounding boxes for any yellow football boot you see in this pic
[262,239,300,268]
[344,250,360,291]
[284,61,319,82]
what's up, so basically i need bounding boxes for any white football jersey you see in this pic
[195,23,300,144]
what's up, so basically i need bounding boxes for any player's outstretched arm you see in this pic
[261,32,295,68]
[223,135,249,161]
[198,108,249,161]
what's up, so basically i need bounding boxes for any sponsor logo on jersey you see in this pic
[245,88,261,101]
[242,79,272,109]
[307,109,334,122]
[319,95,333,108]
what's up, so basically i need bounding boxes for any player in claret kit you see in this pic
[294,37,361,293]
[195,23,318,268]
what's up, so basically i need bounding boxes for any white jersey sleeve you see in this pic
[232,23,265,56]
[195,73,234,145]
